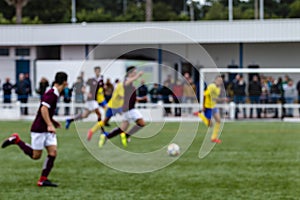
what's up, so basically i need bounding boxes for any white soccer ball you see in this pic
[167,143,180,156]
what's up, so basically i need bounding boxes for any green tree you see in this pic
[23,0,70,23]
[0,13,10,24]
[204,2,227,20]
[77,8,113,22]
[115,3,145,22]
[5,0,30,24]
[289,0,300,18]
[153,2,178,21]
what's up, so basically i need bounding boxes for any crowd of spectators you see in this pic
[1,71,300,119]
[225,74,299,119]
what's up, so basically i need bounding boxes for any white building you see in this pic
[1,19,300,87]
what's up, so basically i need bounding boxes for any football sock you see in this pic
[41,155,56,178]
[91,121,104,133]
[198,112,209,126]
[211,122,220,140]
[17,140,33,158]
[107,127,123,139]
[127,125,143,136]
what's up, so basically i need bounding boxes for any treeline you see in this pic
[0,0,300,24]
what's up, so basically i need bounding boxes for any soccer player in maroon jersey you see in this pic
[98,66,146,147]
[1,72,68,187]
[65,66,105,133]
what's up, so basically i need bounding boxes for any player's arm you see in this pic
[125,71,143,86]
[41,105,56,133]
[51,119,61,128]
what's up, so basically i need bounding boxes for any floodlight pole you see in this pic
[228,0,233,21]
[71,0,77,23]
[259,0,264,20]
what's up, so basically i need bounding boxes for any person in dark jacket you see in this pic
[149,83,160,103]
[159,81,173,116]
[15,73,31,115]
[233,74,247,119]
[36,77,49,100]
[248,75,262,118]
[2,77,14,105]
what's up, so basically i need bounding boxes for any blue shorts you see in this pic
[106,107,123,118]
[98,100,107,108]
[204,108,219,120]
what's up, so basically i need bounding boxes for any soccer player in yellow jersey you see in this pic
[87,81,124,141]
[198,76,224,144]
[96,82,108,109]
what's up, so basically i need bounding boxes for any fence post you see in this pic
[229,102,235,120]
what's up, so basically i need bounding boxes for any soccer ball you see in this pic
[167,143,180,156]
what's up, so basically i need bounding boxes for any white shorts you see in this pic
[123,109,143,122]
[86,100,99,111]
[31,132,57,150]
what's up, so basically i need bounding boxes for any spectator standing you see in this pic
[159,81,173,116]
[149,83,160,103]
[24,73,32,96]
[173,80,183,116]
[137,79,148,104]
[233,74,247,119]
[2,77,13,105]
[270,78,283,118]
[183,73,196,113]
[104,78,114,102]
[260,77,270,118]
[73,76,85,114]
[62,86,73,116]
[15,73,31,115]
[284,79,296,117]
[248,75,262,118]
[296,79,300,115]
[36,77,49,100]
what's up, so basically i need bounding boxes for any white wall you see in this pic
[0,59,15,83]
[61,45,86,60]
[244,43,300,68]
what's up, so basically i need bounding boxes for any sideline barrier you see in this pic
[0,102,298,121]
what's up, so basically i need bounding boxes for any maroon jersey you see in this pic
[123,79,136,112]
[86,76,102,101]
[31,87,59,133]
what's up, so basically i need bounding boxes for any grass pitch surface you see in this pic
[0,121,300,200]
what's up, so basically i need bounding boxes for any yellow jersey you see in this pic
[107,82,124,109]
[96,87,106,103]
[204,83,220,108]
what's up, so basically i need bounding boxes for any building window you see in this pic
[15,48,30,56]
[0,48,9,56]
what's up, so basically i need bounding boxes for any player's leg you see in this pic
[37,133,58,187]
[98,120,129,148]
[1,133,34,158]
[88,108,110,141]
[211,108,221,143]
[121,109,145,147]
[87,107,105,141]
[65,108,90,129]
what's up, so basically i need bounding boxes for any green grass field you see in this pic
[1,121,300,200]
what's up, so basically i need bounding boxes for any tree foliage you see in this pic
[1,0,300,24]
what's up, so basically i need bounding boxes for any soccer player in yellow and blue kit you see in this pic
[87,81,124,141]
[198,76,224,144]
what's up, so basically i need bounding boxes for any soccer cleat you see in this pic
[98,134,107,148]
[1,133,20,148]
[120,133,127,147]
[65,119,72,130]
[87,129,94,141]
[211,138,222,144]
[37,179,58,187]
